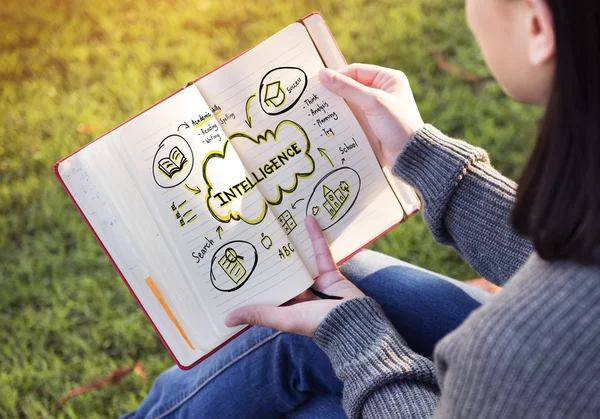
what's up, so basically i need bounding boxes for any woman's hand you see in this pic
[319,64,424,167]
[224,216,365,337]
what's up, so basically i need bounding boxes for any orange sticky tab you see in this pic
[145,276,195,350]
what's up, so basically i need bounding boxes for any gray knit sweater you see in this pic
[313,125,600,418]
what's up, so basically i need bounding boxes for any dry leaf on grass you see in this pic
[55,360,146,412]
[429,49,490,85]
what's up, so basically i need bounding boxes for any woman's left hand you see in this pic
[224,216,365,337]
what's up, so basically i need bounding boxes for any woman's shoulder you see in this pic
[434,254,600,417]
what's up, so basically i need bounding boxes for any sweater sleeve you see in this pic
[393,125,533,286]
[314,297,440,418]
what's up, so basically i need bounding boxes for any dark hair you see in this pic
[511,0,600,265]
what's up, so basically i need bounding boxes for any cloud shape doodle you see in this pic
[202,141,268,225]
[229,120,315,206]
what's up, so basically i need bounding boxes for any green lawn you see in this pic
[0,0,540,417]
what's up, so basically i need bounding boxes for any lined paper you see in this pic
[196,23,404,276]
[59,155,204,365]
[106,86,313,337]
[59,20,407,362]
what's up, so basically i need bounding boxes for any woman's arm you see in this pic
[394,125,533,285]
[319,65,533,286]
[314,297,440,418]
[227,219,442,418]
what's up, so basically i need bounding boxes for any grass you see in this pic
[0,0,540,416]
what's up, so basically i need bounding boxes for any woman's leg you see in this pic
[340,249,490,357]
[125,327,345,419]
[125,250,490,418]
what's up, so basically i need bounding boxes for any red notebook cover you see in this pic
[54,12,419,370]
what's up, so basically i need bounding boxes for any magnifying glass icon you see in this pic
[224,248,244,263]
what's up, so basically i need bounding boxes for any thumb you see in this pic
[319,68,378,108]
[225,305,287,330]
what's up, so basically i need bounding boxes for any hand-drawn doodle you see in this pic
[277,210,297,235]
[229,120,315,206]
[216,226,224,240]
[259,67,308,116]
[210,240,258,292]
[203,141,269,225]
[264,81,287,107]
[291,198,305,210]
[260,233,273,250]
[322,182,350,220]
[152,134,194,189]
[317,147,334,168]
[245,94,256,128]
[158,146,188,179]
[171,200,198,227]
[218,248,247,283]
[305,167,362,231]
[184,184,202,195]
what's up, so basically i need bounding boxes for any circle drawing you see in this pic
[259,67,308,116]
[210,240,258,292]
[305,167,362,231]
[152,134,194,189]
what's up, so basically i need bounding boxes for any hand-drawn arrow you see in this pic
[245,94,256,128]
[216,226,224,240]
[341,158,346,165]
[184,184,202,195]
[178,122,190,131]
[317,147,334,168]
[291,198,305,210]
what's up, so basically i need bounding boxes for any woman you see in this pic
[127,0,599,417]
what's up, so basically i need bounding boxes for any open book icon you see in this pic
[158,146,188,178]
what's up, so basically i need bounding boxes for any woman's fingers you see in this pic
[319,68,379,110]
[224,300,342,337]
[305,216,348,292]
[305,216,338,276]
[225,305,281,328]
[338,63,394,88]
[336,63,407,92]
[223,217,363,337]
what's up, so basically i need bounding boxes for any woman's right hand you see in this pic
[319,64,424,167]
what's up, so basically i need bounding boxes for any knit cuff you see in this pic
[314,297,422,367]
[314,297,439,416]
[392,124,490,204]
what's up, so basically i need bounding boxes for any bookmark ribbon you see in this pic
[145,276,195,350]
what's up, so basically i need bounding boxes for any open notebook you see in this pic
[54,13,420,369]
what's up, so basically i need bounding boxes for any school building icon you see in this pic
[322,181,350,219]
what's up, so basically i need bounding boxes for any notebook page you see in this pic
[58,155,205,366]
[108,86,312,337]
[195,23,404,277]
[302,13,421,216]
[80,136,217,349]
